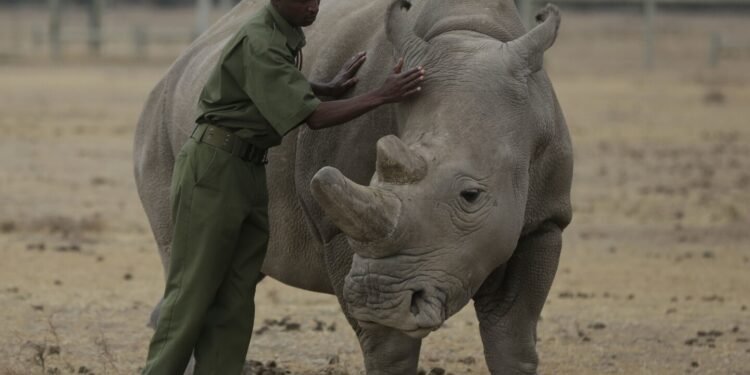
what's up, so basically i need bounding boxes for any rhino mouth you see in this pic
[357,320,437,339]
[344,275,450,338]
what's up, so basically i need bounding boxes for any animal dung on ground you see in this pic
[313,319,324,331]
[685,330,724,348]
[53,243,81,252]
[457,356,476,365]
[701,295,725,303]
[26,243,46,251]
[1,221,16,233]
[327,354,339,365]
[254,326,269,336]
[242,360,291,375]
[703,89,726,105]
[283,322,301,331]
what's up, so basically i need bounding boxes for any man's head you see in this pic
[271,0,320,27]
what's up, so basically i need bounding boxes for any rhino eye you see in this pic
[460,189,482,203]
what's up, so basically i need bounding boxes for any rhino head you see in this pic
[311,0,562,339]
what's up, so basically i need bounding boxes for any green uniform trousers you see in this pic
[142,137,269,375]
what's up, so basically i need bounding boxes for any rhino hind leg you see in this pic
[148,297,163,329]
[146,242,172,328]
[472,222,563,375]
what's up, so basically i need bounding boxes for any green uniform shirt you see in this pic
[195,4,321,149]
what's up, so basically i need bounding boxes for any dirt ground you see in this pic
[1,7,749,375]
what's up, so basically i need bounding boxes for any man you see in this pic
[142,0,425,373]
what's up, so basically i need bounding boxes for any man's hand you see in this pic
[322,51,367,98]
[374,58,425,104]
[304,57,427,130]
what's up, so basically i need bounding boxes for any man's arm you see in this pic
[306,59,424,130]
[310,81,335,98]
[306,92,384,130]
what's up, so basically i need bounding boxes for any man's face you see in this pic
[271,0,320,27]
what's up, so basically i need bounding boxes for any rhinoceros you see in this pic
[133,0,572,373]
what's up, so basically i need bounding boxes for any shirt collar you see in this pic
[266,4,306,51]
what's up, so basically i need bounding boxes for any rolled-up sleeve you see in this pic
[242,41,320,136]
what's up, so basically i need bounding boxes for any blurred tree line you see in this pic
[0,0,241,6]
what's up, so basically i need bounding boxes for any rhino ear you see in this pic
[504,4,561,75]
[386,0,431,67]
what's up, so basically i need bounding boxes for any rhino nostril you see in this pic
[410,290,424,315]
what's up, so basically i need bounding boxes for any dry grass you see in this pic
[0,6,749,375]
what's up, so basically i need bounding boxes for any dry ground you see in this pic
[1,7,749,375]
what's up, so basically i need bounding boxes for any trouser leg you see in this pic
[143,140,248,375]
[193,190,269,374]
[195,162,268,375]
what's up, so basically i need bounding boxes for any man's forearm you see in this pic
[306,92,385,130]
[310,81,333,98]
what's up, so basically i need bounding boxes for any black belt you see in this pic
[191,123,268,165]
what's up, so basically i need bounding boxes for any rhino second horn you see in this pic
[376,135,427,184]
[311,166,402,243]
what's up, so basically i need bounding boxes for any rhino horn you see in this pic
[386,0,430,65]
[376,135,427,184]
[311,167,402,243]
[505,4,561,74]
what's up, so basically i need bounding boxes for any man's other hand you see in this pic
[325,51,367,98]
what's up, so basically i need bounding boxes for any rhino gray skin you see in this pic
[134,0,572,373]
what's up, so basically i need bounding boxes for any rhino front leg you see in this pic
[356,327,422,375]
[323,235,422,374]
[473,222,563,375]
